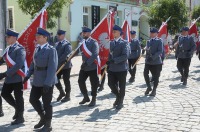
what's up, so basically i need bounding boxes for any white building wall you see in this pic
[70,0,147,42]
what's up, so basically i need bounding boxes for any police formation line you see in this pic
[0,25,198,132]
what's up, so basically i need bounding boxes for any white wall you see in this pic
[70,0,144,41]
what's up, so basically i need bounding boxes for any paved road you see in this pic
[0,53,200,132]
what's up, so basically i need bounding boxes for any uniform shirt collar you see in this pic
[39,43,48,49]
[115,37,121,42]
[59,39,66,44]
[10,42,18,48]
[85,37,91,43]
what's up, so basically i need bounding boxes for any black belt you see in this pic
[35,66,47,71]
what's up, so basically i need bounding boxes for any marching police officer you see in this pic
[175,27,196,85]
[78,27,99,107]
[24,28,58,131]
[144,27,163,96]
[55,30,72,102]
[107,25,129,110]
[0,29,26,124]
[128,31,141,83]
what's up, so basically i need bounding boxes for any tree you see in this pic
[192,6,200,27]
[17,0,72,29]
[144,0,188,34]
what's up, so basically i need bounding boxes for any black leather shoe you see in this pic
[183,79,187,85]
[98,86,104,91]
[61,96,70,103]
[0,112,3,117]
[145,87,152,95]
[39,120,52,132]
[34,114,45,129]
[128,77,135,83]
[79,96,90,104]
[116,97,124,110]
[88,96,96,107]
[113,96,119,107]
[149,90,156,96]
[57,92,65,102]
[11,116,24,125]
[12,110,18,120]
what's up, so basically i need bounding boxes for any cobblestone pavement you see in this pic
[0,53,200,132]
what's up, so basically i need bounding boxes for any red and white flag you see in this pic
[189,22,199,49]
[18,9,47,67]
[121,20,131,42]
[91,11,115,69]
[158,22,169,54]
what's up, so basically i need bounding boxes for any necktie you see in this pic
[37,46,41,52]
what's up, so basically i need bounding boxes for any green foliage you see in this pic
[144,0,188,35]
[192,6,200,27]
[17,0,72,29]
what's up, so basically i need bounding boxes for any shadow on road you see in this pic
[133,95,154,104]
[169,83,187,89]
[85,108,118,122]
[53,105,95,118]
[96,92,115,100]
[135,84,146,89]
[0,123,25,132]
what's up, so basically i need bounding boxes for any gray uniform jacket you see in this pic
[145,38,163,65]
[0,42,26,84]
[81,37,99,71]
[108,37,129,72]
[55,39,72,70]
[128,38,141,59]
[27,43,58,87]
[176,35,196,59]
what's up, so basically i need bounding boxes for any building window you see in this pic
[83,7,89,27]
[8,7,14,30]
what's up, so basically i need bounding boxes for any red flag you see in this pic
[91,13,111,69]
[189,22,199,49]
[158,22,169,54]
[121,20,131,42]
[18,10,47,67]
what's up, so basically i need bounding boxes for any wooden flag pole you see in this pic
[99,65,108,85]
[131,55,142,69]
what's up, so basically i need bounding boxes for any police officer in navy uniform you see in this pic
[128,31,141,83]
[0,29,26,125]
[175,27,196,85]
[144,27,163,96]
[55,30,72,102]
[24,28,58,131]
[78,27,99,107]
[107,25,129,110]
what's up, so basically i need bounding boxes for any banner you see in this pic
[158,22,169,54]
[189,22,199,49]
[91,15,109,69]
[121,20,131,42]
[18,10,47,67]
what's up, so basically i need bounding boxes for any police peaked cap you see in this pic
[57,30,66,35]
[36,27,50,37]
[6,29,19,37]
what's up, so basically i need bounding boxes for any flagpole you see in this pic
[18,0,56,38]
[189,16,200,28]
